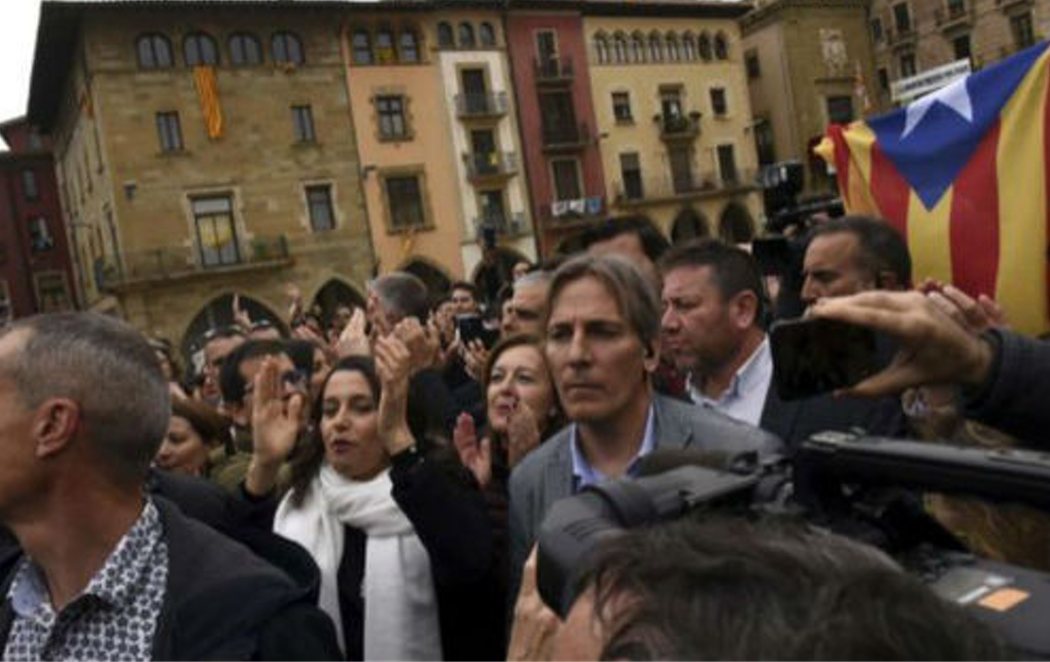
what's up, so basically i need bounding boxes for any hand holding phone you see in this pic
[769,317,879,401]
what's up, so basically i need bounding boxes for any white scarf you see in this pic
[274,465,442,660]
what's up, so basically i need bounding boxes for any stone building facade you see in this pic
[741,0,882,194]
[28,2,376,359]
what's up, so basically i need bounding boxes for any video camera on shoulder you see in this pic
[536,433,1050,657]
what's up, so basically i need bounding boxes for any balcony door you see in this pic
[461,68,488,113]
[192,195,240,267]
[669,146,693,194]
[479,189,507,225]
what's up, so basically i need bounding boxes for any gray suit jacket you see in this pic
[507,393,781,598]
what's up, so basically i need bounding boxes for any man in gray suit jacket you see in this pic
[507,255,781,597]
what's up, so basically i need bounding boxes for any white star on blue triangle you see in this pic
[869,42,1049,211]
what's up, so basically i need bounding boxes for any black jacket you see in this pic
[963,329,1049,446]
[0,498,342,661]
[248,449,501,660]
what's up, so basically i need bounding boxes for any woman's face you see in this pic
[486,344,556,435]
[320,369,387,481]
[156,415,210,476]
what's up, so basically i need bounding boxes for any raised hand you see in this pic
[453,412,492,488]
[246,357,304,496]
[507,546,562,662]
[374,334,415,456]
[810,290,995,398]
[232,293,253,331]
[506,401,542,470]
[392,317,441,373]
[461,338,490,382]
[334,307,371,358]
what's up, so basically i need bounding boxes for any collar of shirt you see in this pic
[569,402,657,491]
[688,337,773,426]
[8,498,163,619]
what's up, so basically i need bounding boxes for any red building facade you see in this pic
[505,9,605,257]
[0,118,77,321]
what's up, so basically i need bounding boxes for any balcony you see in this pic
[657,112,701,141]
[474,211,528,239]
[455,91,509,119]
[886,27,917,49]
[96,235,291,291]
[613,171,757,206]
[996,0,1033,12]
[935,2,973,31]
[541,122,590,152]
[541,195,605,229]
[534,56,574,84]
[464,151,519,181]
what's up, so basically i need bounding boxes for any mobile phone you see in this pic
[751,236,794,276]
[769,317,880,401]
[456,315,500,349]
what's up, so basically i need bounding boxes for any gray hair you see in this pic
[0,313,170,485]
[370,271,430,322]
[547,254,661,353]
[515,269,552,290]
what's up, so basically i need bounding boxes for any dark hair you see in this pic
[582,216,670,264]
[219,338,289,405]
[202,324,246,346]
[371,272,431,322]
[658,238,767,326]
[171,398,231,450]
[431,295,452,313]
[482,334,565,438]
[450,280,479,300]
[0,313,170,486]
[809,215,912,289]
[581,517,1007,660]
[283,339,318,378]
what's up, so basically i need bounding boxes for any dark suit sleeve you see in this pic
[254,602,343,661]
[390,450,494,587]
[963,329,1049,446]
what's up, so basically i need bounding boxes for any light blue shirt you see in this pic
[569,403,657,491]
[688,337,773,427]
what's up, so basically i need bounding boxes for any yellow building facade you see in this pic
[584,10,764,243]
[29,2,376,358]
[343,7,534,293]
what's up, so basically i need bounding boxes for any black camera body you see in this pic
[536,432,1050,657]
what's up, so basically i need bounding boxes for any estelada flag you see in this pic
[815,42,1050,336]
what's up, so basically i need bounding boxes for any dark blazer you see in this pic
[0,498,342,661]
[962,329,1048,446]
[507,393,781,598]
[760,386,907,452]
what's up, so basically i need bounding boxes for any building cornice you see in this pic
[741,0,869,35]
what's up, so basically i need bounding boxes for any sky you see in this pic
[1,0,43,130]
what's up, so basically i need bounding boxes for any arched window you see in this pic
[649,32,663,62]
[631,32,646,63]
[458,22,476,48]
[666,32,680,62]
[594,33,610,64]
[272,31,304,65]
[437,22,454,48]
[682,32,697,61]
[136,33,173,69]
[479,22,496,47]
[698,31,712,61]
[184,32,219,66]
[714,32,729,60]
[613,33,628,64]
[351,29,372,65]
[228,32,262,66]
[399,30,420,63]
[375,28,396,64]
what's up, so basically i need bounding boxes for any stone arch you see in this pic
[179,292,286,367]
[400,257,452,300]
[311,278,366,327]
[719,200,755,244]
[671,207,711,244]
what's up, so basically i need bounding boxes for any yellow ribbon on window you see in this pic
[193,65,224,139]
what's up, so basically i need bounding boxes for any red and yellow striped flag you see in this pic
[817,43,1050,335]
[193,65,223,140]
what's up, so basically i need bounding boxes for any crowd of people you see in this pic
[0,212,1043,660]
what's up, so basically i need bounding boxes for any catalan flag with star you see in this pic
[816,42,1050,336]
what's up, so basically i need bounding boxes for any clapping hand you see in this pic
[506,401,542,470]
[453,412,492,488]
[246,357,304,496]
[334,307,371,358]
[374,334,415,456]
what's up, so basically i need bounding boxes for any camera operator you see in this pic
[529,516,1008,660]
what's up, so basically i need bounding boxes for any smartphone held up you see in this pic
[769,317,881,401]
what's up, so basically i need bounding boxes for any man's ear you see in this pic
[642,342,660,374]
[730,291,760,329]
[876,270,902,291]
[33,398,80,459]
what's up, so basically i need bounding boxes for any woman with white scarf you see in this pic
[248,335,495,660]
